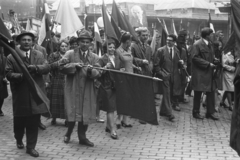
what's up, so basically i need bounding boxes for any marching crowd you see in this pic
[0,26,236,157]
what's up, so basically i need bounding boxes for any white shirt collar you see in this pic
[20,49,31,58]
[203,38,209,45]
[80,50,88,57]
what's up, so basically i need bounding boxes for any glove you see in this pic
[28,65,37,73]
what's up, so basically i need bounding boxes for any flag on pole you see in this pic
[179,19,183,31]
[162,19,169,35]
[110,71,158,125]
[208,10,215,33]
[25,19,31,31]
[102,0,119,43]
[171,18,178,37]
[150,29,157,54]
[111,0,128,31]
[94,22,102,57]
[0,17,50,111]
[38,2,53,55]
[55,0,84,40]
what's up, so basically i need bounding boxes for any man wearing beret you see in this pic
[191,27,219,120]
[60,30,101,147]
[5,32,50,157]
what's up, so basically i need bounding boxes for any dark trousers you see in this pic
[0,99,4,112]
[193,91,215,115]
[160,81,173,116]
[170,82,179,107]
[14,114,40,149]
[65,121,88,141]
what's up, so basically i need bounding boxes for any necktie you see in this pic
[170,48,173,59]
[25,52,29,64]
[142,42,146,51]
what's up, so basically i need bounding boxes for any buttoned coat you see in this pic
[60,48,101,124]
[131,41,153,76]
[154,45,186,96]
[191,38,214,92]
[5,49,50,116]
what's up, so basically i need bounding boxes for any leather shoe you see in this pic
[168,115,175,122]
[26,148,39,157]
[64,136,70,143]
[0,111,4,116]
[206,112,219,120]
[173,105,181,111]
[16,141,24,149]
[121,121,132,128]
[139,120,146,124]
[110,132,118,140]
[38,122,46,130]
[79,139,94,147]
[193,113,204,119]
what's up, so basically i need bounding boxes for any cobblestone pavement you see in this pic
[0,89,239,160]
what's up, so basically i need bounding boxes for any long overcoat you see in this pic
[191,39,214,92]
[0,54,8,100]
[154,45,186,96]
[5,49,50,116]
[60,48,101,124]
[131,41,153,76]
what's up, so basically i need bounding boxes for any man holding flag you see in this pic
[5,31,50,157]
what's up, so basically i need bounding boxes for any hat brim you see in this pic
[16,32,35,42]
[77,37,93,41]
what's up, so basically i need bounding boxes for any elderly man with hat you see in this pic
[59,30,101,147]
[191,27,219,120]
[5,31,50,157]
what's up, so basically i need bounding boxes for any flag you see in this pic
[171,18,178,37]
[111,17,122,41]
[162,19,169,35]
[122,12,138,42]
[161,28,168,47]
[111,0,128,31]
[110,71,158,125]
[55,0,84,40]
[25,19,31,31]
[38,2,53,55]
[230,0,240,156]
[102,0,119,43]
[0,18,50,111]
[80,0,88,29]
[94,22,102,56]
[208,10,215,33]
[179,19,182,31]
[150,29,157,54]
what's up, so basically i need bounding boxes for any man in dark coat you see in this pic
[154,34,180,122]
[5,32,50,157]
[191,27,219,120]
[131,27,153,76]
[0,46,8,116]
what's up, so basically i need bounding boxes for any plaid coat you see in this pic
[47,52,65,119]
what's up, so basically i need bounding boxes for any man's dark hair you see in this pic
[201,27,213,39]
[120,32,132,43]
[168,34,177,42]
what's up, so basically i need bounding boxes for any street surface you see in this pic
[0,88,239,160]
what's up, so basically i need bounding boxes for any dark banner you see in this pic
[111,71,158,125]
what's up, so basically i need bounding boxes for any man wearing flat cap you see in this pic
[191,27,219,120]
[5,31,50,157]
[59,30,101,147]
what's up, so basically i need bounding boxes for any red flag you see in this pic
[102,0,119,43]
[111,0,128,31]
[38,2,53,55]
[0,18,49,109]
